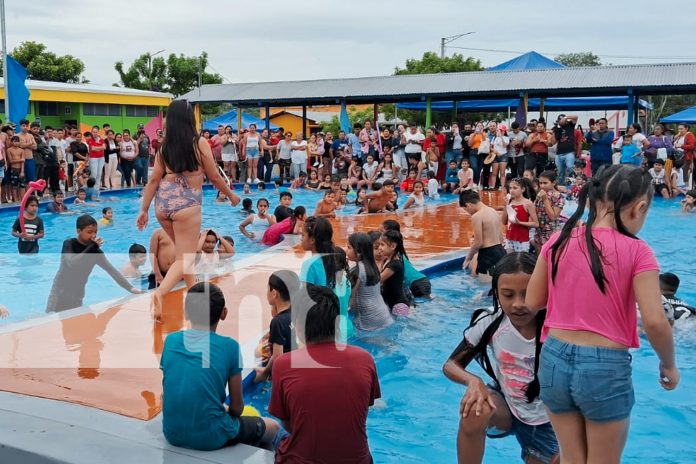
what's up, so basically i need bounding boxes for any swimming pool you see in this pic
[244,198,696,464]
[0,187,457,324]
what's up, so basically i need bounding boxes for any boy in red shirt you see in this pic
[269,284,381,464]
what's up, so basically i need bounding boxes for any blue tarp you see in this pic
[487,51,565,71]
[397,97,652,112]
[660,106,696,124]
[202,109,278,132]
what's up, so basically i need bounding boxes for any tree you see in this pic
[114,53,167,91]
[554,52,602,67]
[114,52,223,96]
[3,41,85,83]
[394,52,483,75]
[166,53,222,97]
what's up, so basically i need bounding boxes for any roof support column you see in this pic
[264,104,270,130]
[539,98,545,119]
[452,100,458,122]
[627,89,636,126]
[193,104,201,130]
[302,105,307,136]
[237,105,242,133]
[373,103,379,127]
[520,91,528,125]
[425,97,432,129]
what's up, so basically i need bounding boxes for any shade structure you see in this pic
[397,96,652,112]
[487,51,565,71]
[202,109,278,131]
[660,106,696,124]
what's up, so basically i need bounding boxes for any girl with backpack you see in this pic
[443,252,558,464]
[526,165,678,463]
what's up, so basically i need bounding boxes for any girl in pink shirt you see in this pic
[526,164,678,464]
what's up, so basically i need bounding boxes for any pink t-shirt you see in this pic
[541,227,659,348]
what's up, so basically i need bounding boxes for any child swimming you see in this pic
[526,164,678,464]
[239,198,276,241]
[443,252,559,464]
[378,230,412,316]
[346,232,393,331]
[403,180,426,209]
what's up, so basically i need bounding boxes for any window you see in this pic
[125,105,159,118]
[83,103,121,116]
[0,100,5,114]
[38,102,59,116]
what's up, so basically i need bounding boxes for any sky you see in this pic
[6,0,696,87]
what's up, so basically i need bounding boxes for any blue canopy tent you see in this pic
[397,51,651,113]
[660,106,696,124]
[202,109,278,132]
[487,51,565,71]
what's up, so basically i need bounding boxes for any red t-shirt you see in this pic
[401,177,416,193]
[210,135,223,161]
[269,343,381,464]
[87,137,105,159]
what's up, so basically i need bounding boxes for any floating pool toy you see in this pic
[18,179,47,234]
[242,405,260,417]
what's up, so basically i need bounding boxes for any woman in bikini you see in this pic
[137,100,240,317]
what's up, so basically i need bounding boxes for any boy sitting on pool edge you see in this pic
[160,281,279,451]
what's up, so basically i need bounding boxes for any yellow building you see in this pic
[0,79,172,133]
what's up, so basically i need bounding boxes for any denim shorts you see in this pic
[495,153,509,163]
[246,147,260,159]
[539,336,634,422]
[487,388,559,464]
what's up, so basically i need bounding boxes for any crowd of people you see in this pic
[4,98,695,463]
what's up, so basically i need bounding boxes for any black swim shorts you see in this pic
[476,244,506,275]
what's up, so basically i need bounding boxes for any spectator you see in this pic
[586,117,615,176]
[552,114,578,185]
[269,284,381,463]
[646,124,673,165]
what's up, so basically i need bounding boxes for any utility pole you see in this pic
[146,49,165,91]
[1,0,9,120]
[197,56,202,96]
[440,32,475,59]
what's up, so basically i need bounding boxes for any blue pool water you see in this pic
[0,187,457,323]
[244,198,696,464]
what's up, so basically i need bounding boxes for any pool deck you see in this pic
[0,191,503,463]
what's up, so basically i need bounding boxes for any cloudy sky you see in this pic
[6,0,695,87]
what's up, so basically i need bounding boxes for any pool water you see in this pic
[244,198,696,464]
[0,187,457,323]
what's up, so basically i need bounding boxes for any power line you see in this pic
[205,61,233,84]
[446,46,696,61]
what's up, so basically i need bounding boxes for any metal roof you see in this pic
[180,62,696,106]
[0,78,173,98]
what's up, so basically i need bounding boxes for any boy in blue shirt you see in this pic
[619,134,642,166]
[160,282,278,451]
[445,160,459,192]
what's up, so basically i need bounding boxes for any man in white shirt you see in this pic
[404,123,425,164]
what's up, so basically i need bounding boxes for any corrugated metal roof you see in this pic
[180,62,696,105]
[0,78,173,98]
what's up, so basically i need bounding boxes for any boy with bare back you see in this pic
[148,228,177,289]
[459,190,505,280]
[362,180,395,213]
[314,190,337,218]
[7,136,25,201]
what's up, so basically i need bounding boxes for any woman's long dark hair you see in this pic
[380,230,406,261]
[304,216,337,288]
[161,100,200,173]
[348,232,380,285]
[550,164,653,293]
[291,206,306,228]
